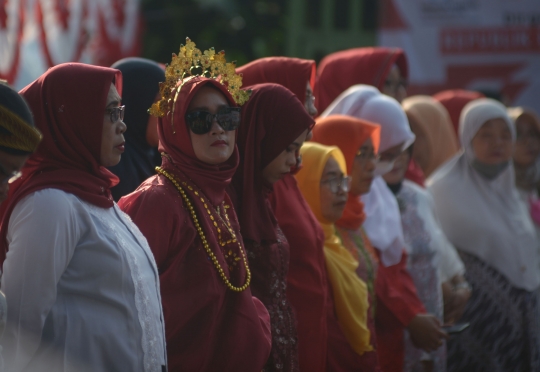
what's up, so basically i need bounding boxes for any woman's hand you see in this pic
[443,275,472,324]
[407,314,448,352]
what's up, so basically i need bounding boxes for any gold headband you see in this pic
[149,37,251,118]
[0,105,42,153]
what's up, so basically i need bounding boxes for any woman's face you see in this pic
[408,115,429,171]
[382,65,407,103]
[471,118,513,165]
[263,129,309,184]
[101,83,127,167]
[305,82,317,117]
[320,156,348,222]
[187,86,236,165]
[382,149,410,185]
[350,137,377,195]
[513,116,540,168]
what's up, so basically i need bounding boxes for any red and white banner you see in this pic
[378,0,540,112]
[0,0,25,83]
[0,0,141,89]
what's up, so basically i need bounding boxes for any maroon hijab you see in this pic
[0,63,122,264]
[315,47,407,113]
[232,83,314,242]
[237,57,316,104]
[158,76,239,206]
[433,89,485,136]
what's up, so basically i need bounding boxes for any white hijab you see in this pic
[320,85,380,119]
[427,99,540,291]
[322,85,415,266]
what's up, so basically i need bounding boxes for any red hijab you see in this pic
[0,63,122,264]
[433,89,485,136]
[312,115,381,230]
[157,76,239,207]
[237,57,316,104]
[315,47,407,114]
[233,83,315,242]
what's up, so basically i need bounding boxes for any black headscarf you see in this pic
[0,83,40,155]
[109,58,165,201]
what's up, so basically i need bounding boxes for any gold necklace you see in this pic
[155,167,251,292]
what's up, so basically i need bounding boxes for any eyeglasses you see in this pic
[321,176,351,194]
[105,105,125,123]
[185,107,241,135]
[356,149,380,163]
[0,162,22,184]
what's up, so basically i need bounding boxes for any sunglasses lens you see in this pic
[217,108,240,131]
[186,111,212,134]
[186,108,240,134]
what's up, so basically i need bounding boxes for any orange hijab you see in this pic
[312,115,380,230]
[403,95,460,177]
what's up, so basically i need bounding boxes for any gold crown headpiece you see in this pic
[149,37,251,118]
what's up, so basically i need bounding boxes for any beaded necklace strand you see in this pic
[156,166,251,292]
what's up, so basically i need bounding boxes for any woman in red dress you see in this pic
[238,57,331,371]
[230,83,314,372]
[119,68,272,370]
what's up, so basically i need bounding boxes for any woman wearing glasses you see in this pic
[0,63,166,371]
[119,76,272,372]
[296,138,379,371]
[229,83,314,372]
[317,86,447,372]
[310,115,381,371]
[108,57,165,201]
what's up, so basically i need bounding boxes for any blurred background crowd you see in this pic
[2,0,540,112]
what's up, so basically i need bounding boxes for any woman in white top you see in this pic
[428,98,540,371]
[0,63,166,372]
[383,143,467,372]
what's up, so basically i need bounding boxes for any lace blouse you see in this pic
[245,227,299,372]
[1,189,166,372]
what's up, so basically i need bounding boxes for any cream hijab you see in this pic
[428,99,540,291]
[402,95,460,177]
[320,85,415,266]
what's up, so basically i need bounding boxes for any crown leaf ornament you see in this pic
[149,38,251,118]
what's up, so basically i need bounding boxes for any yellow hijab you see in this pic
[296,142,372,355]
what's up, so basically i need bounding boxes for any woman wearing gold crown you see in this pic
[119,40,272,372]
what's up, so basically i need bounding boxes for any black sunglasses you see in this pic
[185,107,241,135]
